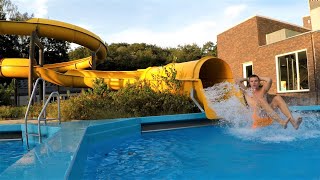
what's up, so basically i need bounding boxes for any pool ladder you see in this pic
[24,78,61,150]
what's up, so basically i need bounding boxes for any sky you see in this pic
[11,0,310,48]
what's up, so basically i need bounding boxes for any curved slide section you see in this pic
[0,56,94,74]
[43,57,93,72]
[0,18,107,61]
[0,58,141,90]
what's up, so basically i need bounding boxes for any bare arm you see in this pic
[235,77,247,92]
[259,77,272,92]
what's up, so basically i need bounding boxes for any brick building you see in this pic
[217,2,320,105]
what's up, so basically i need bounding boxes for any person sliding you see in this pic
[236,74,302,129]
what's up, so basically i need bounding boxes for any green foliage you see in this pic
[0,79,198,120]
[43,65,197,120]
[168,43,202,63]
[113,83,195,117]
[36,37,70,64]
[150,64,181,93]
[97,43,169,71]
[86,78,110,96]
[0,0,32,59]
[41,80,197,120]
[0,0,18,20]
[161,65,182,92]
[59,94,115,120]
[0,106,25,119]
[91,42,217,71]
[68,46,91,60]
[202,41,217,57]
[0,80,14,105]
[0,0,69,63]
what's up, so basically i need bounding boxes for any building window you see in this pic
[276,50,309,92]
[242,61,253,86]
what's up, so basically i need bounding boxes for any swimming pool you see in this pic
[0,110,319,179]
[82,113,320,179]
[0,140,27,174]
[0,124,61,177]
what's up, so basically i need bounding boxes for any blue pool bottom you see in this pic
[83,126,320,179]
[0,141,26,174]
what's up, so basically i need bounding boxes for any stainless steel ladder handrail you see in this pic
[24,78,61,149]
[37,91,61,143]
[24,78,45,149]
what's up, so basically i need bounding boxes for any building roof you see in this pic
[218,15,310,36]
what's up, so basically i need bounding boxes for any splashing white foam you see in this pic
[204,82,320,143]
[204,81,251,128]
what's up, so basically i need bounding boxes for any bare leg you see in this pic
[256,98,289,129]
[270,95,302,130]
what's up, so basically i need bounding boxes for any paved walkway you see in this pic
[0,119,28,124]
[0,119,62,124]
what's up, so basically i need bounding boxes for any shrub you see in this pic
[0,106,26,119]
[0,81,14,106]
[112,83,197,117]
[0,71,199,121]
[44,76,198,120]
[86,78,110,96]
[59,94,115,120]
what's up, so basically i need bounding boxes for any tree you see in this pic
[97,43,169,71]
[1,0,70,65]
[68,46,91,60]
[68,42,216,71]
[0,81,14,105]
[0,0,21,58]
[202,41,217,57]
[1,0,28,94]
[0,0,18,20]
[36,37,70,64]
[168,44,202,63]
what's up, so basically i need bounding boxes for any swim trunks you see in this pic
[251,112,273,128]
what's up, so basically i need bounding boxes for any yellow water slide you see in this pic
[0,58,142,89]
[140,56,233,119]
[0,18,107,61]
[0,18,233,119]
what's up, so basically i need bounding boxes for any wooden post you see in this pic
[28,31,44,101]
[28,33,35,98]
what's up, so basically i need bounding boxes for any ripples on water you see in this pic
[84,132,201,179]
[0,140,26,173]
[204,81,320,143]
[83,82,320,179]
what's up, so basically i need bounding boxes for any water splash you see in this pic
[204,82,320,143]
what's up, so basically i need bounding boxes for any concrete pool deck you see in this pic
[0,113,207,179]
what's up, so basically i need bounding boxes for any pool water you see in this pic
[0,140,27,173]
[83,118,320,179]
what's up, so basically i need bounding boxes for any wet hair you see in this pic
[247,74,260,87]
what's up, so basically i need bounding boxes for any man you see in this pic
[236,74,302,129]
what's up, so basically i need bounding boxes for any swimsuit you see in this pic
[251,112,273,128]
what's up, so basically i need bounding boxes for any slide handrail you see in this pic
[190,88,204,112]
